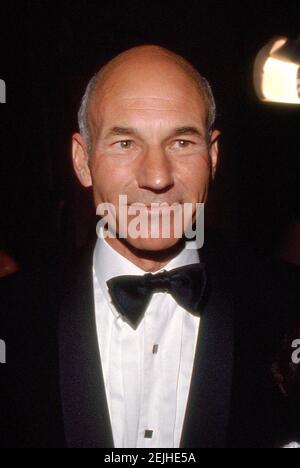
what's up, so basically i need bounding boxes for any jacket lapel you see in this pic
[59,240,114,448]
[180,242,235,448]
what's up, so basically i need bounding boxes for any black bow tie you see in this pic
[106,263,207,330]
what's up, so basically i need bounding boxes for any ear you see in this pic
[209,129,220,180]
[72,132,92,187]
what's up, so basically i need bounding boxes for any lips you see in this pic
[129,204,179,211]
[128,202,182,207]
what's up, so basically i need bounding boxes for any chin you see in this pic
[126,235,183,253]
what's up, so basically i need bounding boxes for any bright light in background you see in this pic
[254,36,300,104]
[263,57,299,103]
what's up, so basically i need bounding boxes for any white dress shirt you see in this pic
[93,228,201,448]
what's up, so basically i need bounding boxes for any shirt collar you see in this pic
[93,226,200,313]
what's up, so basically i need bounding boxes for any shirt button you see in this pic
[144,430,153,439]
[152,344,159,354]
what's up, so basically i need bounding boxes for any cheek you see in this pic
[177,156,211,193]
[192,152,212,173]
[90,155,133,201]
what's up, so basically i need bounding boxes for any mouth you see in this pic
[128,204,183,213]
[128,202,182,207]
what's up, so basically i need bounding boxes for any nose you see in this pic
[137,146,175,192]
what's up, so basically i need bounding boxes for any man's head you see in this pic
[72,45,220,254]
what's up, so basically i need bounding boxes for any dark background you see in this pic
[0,0,299,268]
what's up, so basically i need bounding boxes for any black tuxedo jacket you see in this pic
[0,235,297,448]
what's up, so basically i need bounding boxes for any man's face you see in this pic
[73,57,219,252]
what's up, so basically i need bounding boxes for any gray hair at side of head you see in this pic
[78,73,99,153]
[78,54,217,154]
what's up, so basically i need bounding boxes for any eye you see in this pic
[173,139,194,149]
[114,140,133,149]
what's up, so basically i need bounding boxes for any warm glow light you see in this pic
[254,37,300,104]
[262,57,300,103]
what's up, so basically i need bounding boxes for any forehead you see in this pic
[88,59,207,133]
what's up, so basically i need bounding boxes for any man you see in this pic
[0,45,297,448]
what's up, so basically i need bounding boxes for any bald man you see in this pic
[0,45,297,448]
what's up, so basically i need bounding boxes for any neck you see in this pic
[105,236,185,273]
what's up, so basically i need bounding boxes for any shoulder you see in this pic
[0,238,96,324]
[201,231,298,337]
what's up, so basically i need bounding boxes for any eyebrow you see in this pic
[104,126,204,139]
[105,127,139,138]
[171,126,204,138]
